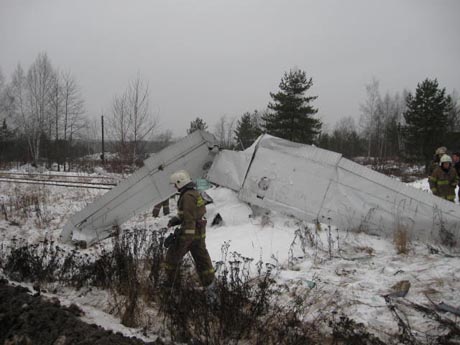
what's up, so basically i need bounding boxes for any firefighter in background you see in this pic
[452,152,460,200]
[429,146,448,174]
[429,154,459,202]
[163,170,215,289]
[152,199,170,218]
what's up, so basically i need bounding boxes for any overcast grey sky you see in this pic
[1,0,459,136]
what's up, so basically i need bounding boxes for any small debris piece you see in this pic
[436,302,460,316]
[386,280,411,298]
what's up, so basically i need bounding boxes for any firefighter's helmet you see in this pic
[170,170,192,189]
[439,154,452,165]
[435,146,447,155]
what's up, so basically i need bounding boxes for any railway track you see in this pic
[0,171,117,181]
[0,171,118,190]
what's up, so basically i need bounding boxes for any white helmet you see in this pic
[439,154,452,165]
[435,146,447,155]
[170,170,192,189]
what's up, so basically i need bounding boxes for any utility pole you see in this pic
[101,115,105,164]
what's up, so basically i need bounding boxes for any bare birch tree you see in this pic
[48,70,63,168]
[81,117,101,156]
[359,78,381,158]
[126,76,157,161]
[214,115,236,149]
[0,68,4,106]
[447,90,460,132]
[10,64,35,161]
[156,129,173,148]
[0,68,8,119]
[24,53,55,163]
[8,54,86,167]
[109,92,130,160]
[109,75,157,164]
[61,71,85,143]
[377,92,405,158]
[59,71,85,169]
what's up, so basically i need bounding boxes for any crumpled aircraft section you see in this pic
[62,131,460,249]
[207,135,460,248]
[61,131,218,246]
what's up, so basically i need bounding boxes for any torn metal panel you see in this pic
[61,130,218,246]
[208,134,460,248]
[324,157,460,244]
[238,136,342,221]
[206,138,258,190]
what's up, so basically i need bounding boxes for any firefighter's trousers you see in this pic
[164,228,214,287]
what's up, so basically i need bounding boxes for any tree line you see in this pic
[228,71,459,172]
[0,53,86,169]
[189,69,321,150]
[0,53,163,170]
[1,53,459,171]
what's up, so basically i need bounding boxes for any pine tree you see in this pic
[187,117,208,134]
[234,110,262,149]
[403,78,453,163]
[263,69,321,144]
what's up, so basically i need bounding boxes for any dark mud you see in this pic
[0,279,161,345]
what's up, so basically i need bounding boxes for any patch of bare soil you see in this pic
[0,278,161,345]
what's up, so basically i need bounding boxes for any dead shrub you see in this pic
[355,246,375,256]
[2,186,50,227]
[5,227,441,344]
[329,313,386,345]
[288,223,315,268]
[155,244,333,345]
[89,227,167,327]
[433,207,457,248]
[1,237,62,284]
[394,225,410,255]
[349,208,377,234]
[0,227,168,329]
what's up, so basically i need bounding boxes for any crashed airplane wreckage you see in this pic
[62,130,460,249]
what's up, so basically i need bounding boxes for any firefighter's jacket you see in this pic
[177,185,206,236]
[429,166,459,202]
[454,162,460,185]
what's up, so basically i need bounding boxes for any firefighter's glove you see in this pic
[167,216,181,228]
[164,233,176,248]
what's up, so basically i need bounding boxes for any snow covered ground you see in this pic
[1,171,459,343]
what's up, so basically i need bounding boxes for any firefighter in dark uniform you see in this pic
[163,170,215,288]
[429,154,459,202]
[429,146,447,174]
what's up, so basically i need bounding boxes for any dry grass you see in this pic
[394,225,410,255]
[355,246,375,256]
[0,185,51,228]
